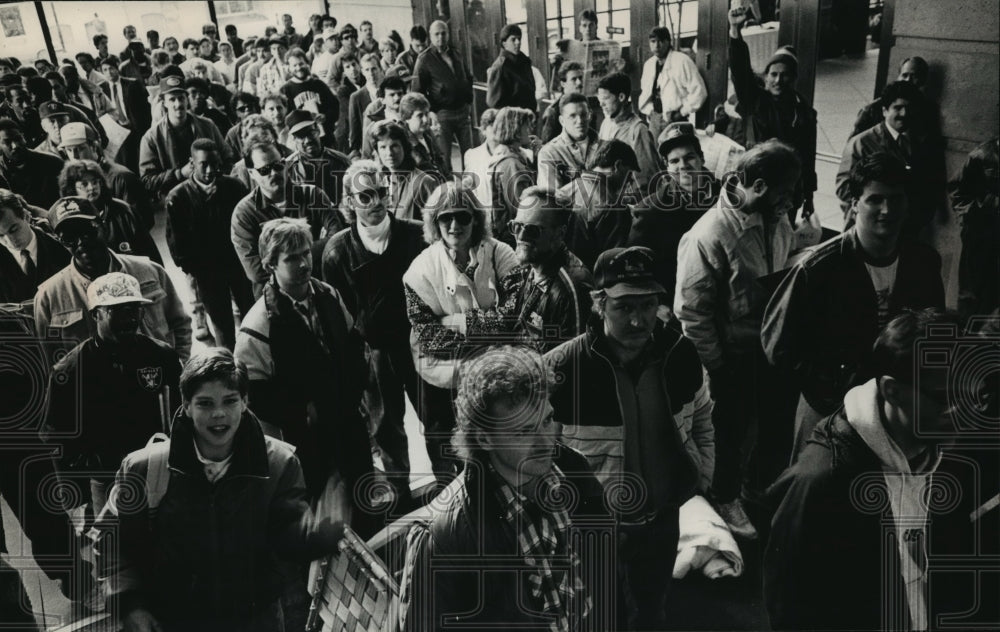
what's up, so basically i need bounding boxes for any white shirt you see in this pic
[193,441,233,483]
[637,50,708,118]
[3,228,37,275]
[864,257,898,328]
[357,214,392,254]
[214,58,238,86]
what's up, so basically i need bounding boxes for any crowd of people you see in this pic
[0,5,997,632]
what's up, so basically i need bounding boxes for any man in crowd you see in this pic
[765,308,973,631]
[299,13,324,53]
[59,121,155,230]
[950,137,1000,318]
[579,9,600,41]
[235,217,373,508]
[370,120,438,221]
[405,344,610,631]
[242,38,272,95]
[257,36,290,97]
[0,188,69,303]
[764,152,945,458]
[231,140,342,295]
[42,271,181,512]
[280,47,339,141]
[284,109,351,211]
[413,20,474,169]
[0,117,64,209]
[398,25,428,78]
[100,54,152,172]
[329,23,361,87]
[27,77,107,150]
[547,246,714,630]
[75,52,108,88]
[186,76,231,134]
[56,64,112,121]
[492,185,593,351]
[539,61,592,143]
[358,20,379,56]
[836,80,946,236]
[597,72,660,191]
[311,26,341,91]
[675,139,800,539]
[165,139,254,350]
[280,13,300,48]
[399,92,450,176]
[226,23,245,57]
[139,75,231,198]
[486,24,537,111]
[538,92,599,190]
[323,159,427,508]
[93,34,111,67]
[333,53,364,152]
[33,100,72,157]
[728,6,816,221]
[348,52,383,157]
[360,75,408,158]
[638,27,707,140]
[851,56,940,138]
[35,196,190,357]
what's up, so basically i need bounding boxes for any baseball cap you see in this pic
[38,101,70,120]
[57,122,96,148]
[657,121,699,157]
[593,247,666,298]
[285,109,323,136]
[158,74,186,95]
[321,27,337,40]
[86,272,152,310]
[48,197,98,230]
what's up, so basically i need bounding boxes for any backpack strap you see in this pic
[144,433,170,512]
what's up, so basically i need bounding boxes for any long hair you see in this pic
[420,180,490,246]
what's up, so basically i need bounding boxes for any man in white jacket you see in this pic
[637,27,707,141]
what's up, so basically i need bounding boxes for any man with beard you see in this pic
[166,139,254,350]
[34,196,191,358]
[538,92,600,190]
[231,141,342,296]
[491,186,593,351]
[279,47,339,142]
[185,76,231,135]
[42,271,181,513]
[629,122,721,298]
[139,75,231,198]
[323,159,426,508]
[284,109,351,212]
[0,117,63,208]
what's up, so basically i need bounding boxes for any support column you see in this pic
[697,0,732,127]
[778,0,822,106]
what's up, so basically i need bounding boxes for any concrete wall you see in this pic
[889,0,999,307]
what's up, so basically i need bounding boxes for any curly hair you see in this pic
[421,180,489,246]
[452,345,555,462]
[59,159,107,202]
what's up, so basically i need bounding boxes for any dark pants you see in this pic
[416,377,459,487]
[364,341,418,498]
[434,105,473,171]
[710,351,795,502]
[958,205,1000,319]
[193,269,255,350]
[617,507,681,631]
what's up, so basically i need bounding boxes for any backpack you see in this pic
[144,432,171,512]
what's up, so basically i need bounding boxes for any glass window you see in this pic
[0,3,49,66]
[503,0,529,55]
[545,0,574,54]
[594,0,630,44]
[659,0,699,43]
[466,0,492,83]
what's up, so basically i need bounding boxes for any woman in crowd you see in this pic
[486,106,538,246]
[402,181,518,485]
[58,160,162,264]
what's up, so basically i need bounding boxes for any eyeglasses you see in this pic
[252,160,284,177]
[437,211,473,226]
[508,220,549,240]
[351,187,388,205]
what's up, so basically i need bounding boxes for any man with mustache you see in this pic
[284,109,351,212]
[763,152,945,460]
[546,246,714,630]
[279,47,340,142]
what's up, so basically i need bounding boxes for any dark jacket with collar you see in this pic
[761,229,945,416]
[322,215,426,348]
[286,147,351,210]
[165,175,249,277]
[545,319,708,513]
[101,76,152,131]
[404,446,613,632]
[94,410,325,631]
[347,87,374,155]
[42,333,181,476]
[139,113,231,196]
[486,49,537,111]
[763,407,980,631]
[493,246,594,352]
[237,277,372,497]
[0,149,64,209]
[0,224,69,303]
[412,46,473,112]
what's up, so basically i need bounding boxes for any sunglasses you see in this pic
[253,160,284,177]
[351,186,389,205]
[508,220,550,240]
[57,226,99,247]
[102,303,145,316]
[437,211,473,226]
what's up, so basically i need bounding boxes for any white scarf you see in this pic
[357,214,391,254]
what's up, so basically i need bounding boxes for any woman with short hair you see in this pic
[487,106,538,246]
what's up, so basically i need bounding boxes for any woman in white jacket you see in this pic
[402,181,518,485]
